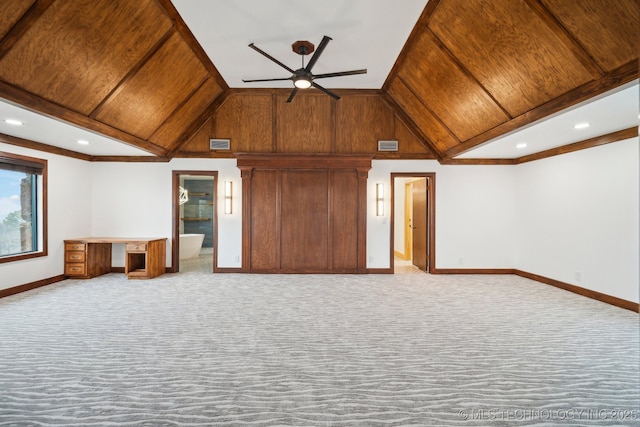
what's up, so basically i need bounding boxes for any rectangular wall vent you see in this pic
[378,140,398,151]
[210,139,230,150]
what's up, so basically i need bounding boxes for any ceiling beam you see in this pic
[516,126,638,164]
[155,0,229,91]
[0,131,91,161]
[382,0,442,92]
[380,92,444,160]
[89,28,177,119]
[523,0,604,79]
[0,80,169,157]
[0,0,55,61]
[444,60,639,158]
[166,90,232,157]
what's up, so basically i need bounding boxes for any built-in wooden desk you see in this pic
[64,237,167,280]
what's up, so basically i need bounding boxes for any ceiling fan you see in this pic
[242,35,367,103]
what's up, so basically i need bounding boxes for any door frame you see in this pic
[390,172,436,273]
[172,170,218,273]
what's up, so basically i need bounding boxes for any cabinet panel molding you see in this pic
[238,154,371,273]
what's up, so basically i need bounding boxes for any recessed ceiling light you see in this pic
[573,122,590,129]
[77,139,89,145]
[516,143,527,149]
[4,119,23,126]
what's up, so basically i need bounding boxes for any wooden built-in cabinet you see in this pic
[238,154,371,273]
[64,238,167,280]
[64,241,111,278]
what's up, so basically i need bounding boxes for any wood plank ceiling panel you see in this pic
[387,78,458,154]
[0,0,35,40]
[213,93,274,153]
[429,0,596,117]
[541,0,640,72]
[393,116,437,158]
[335,95,395,153]
[398,30,510,142]
[150,77,224,149]
[276,94,333,153]
[0,0,172,116]
[179,117,214,154]
[93,31,209,139]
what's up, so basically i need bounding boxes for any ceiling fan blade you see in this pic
[286,87,299,103]
[242,77,292,83]
[305,35,332,72]
[248,43,295,74]
[313,69,368,79]
[312,82,340,100]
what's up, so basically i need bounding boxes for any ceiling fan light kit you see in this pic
[293,76,312,89]
[242,35,367,102]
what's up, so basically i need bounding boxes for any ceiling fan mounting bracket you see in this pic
[292,40,314,55]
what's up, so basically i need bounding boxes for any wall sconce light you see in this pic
[376,183,384,216]
[178,186,189,205]
[224,181,233,214]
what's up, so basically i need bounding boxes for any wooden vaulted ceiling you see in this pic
[386,0,638,159]
[0,0,637,162]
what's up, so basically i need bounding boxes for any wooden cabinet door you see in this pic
[330,170,359,271]
[240,154,371,273]
[250,170,280,271]
[412,178,428,272]
[280,170,329,270]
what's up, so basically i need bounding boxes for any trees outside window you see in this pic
[0,152,46,262]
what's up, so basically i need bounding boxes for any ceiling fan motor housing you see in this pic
[292,40,314,55]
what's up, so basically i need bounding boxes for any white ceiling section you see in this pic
[172,0,429,89]
[0,100,152,157]
[0,1,637,159]
[457,81,640,159]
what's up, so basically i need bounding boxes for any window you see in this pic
[0,151,47,262]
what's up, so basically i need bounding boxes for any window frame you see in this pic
[0,151,47,263]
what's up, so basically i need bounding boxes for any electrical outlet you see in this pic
[235,255,240,263]
[575,272,581,282]
[458,257,464,265]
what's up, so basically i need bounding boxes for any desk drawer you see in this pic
[126,243,147,252]
[65,251,86,262]
[65,243,86,251]
[65,263,86,276]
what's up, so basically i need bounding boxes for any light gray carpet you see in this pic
[0,266,638,426]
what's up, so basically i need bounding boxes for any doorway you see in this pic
[391,173,435,273]
[172,171,218,273]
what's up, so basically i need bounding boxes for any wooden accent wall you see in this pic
[177,90,436,159]
[237,154,371,273]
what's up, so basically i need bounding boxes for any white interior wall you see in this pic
[90,158,241,268]
[169,158,242,268]
[515,138,639,303]
[435,164,518,268]
[90,162,173,267]
[368,160,518,269]
[0,143,92,290]
[2,143,637,305]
